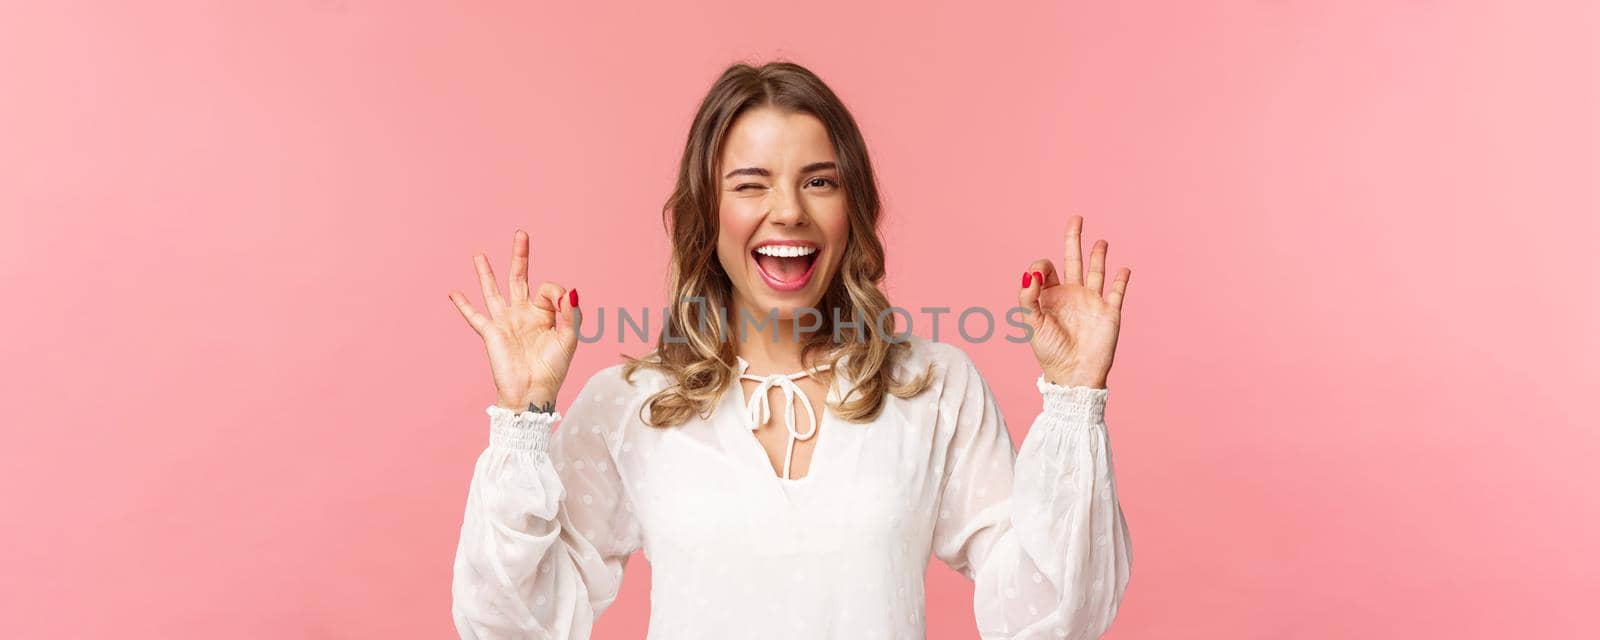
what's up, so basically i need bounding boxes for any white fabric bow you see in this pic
[736,356,832,480]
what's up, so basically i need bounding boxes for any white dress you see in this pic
[451,335,1132,639]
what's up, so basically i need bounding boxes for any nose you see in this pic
[767,184,809,227]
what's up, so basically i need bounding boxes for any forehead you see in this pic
[719,107,836,170]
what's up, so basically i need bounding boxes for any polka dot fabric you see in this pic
[452,336,1131,639]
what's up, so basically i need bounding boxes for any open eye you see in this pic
[806,177,838,189]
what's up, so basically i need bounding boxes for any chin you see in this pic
[746,295,827,322]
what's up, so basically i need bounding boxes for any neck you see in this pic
[729,297,816,373]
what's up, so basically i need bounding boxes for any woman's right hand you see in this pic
[448,229,581,411]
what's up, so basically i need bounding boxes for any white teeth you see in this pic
[754,245,818,258]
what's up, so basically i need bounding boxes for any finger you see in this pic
[474,253,505,316]
[509,229,531,302]
[1025,258,1060,289]
[1063,215,1084,286]
[448,291,489,335]
[1107,268,1131,311]
[532,281,565,323]
[1086,239,1108,295]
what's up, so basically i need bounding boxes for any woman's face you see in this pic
[715,106,850,323]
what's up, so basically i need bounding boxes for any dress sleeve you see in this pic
[451,372,642,639]
[930,356,1132,640]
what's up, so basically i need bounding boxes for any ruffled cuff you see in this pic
[1036,375,1108,426]
[486,405,562,453]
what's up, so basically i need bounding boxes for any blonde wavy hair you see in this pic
[621,60,933,427]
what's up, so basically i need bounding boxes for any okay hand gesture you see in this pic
[448,230,581,411]
[1017,215,1131,389]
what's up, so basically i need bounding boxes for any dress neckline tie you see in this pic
[734,356,832,480]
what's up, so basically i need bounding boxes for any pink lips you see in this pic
[751,240,820,292]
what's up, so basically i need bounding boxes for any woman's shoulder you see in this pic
[559,358,673,441]
[892,334,981,379]
[575,356,674,401]
[877,336,997,429]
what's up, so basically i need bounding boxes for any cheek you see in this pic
[814,203,851,258]
[718,194,764,230]
[715,234,745,275]
[823,215,850,245]
[716,200,760,268]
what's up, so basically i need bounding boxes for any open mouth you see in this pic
[750,241,820,292]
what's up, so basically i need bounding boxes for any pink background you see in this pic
[3,1,1596,638]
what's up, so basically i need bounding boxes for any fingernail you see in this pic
[1022,272,1032,288]
[1033,271,1044,284]
[569,289,579,307]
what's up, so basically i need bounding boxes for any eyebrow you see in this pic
[723,161,837,179]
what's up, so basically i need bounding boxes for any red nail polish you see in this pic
[569,289,579,307]
[1022,272,1032,288]
[1034,271,1044,284]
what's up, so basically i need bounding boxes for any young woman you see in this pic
[447,62,1133,639]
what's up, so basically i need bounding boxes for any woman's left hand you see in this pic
[1018,214,1131,389]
